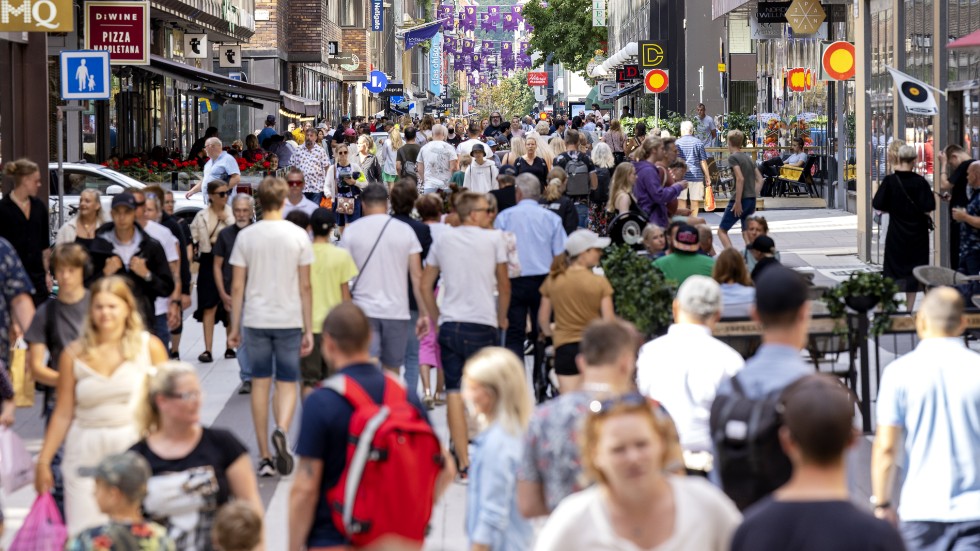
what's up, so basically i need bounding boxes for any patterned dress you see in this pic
[66,520,175,551]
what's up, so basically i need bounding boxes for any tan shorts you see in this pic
[683,179,705,201]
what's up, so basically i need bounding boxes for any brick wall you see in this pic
[250,0,287,53]
[342,28,369,80]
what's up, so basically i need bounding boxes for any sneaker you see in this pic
[168,349,179,360]
[271,427,294,476]
[238,381,252,395]
[257,458,276,477]
[224,348,237,359]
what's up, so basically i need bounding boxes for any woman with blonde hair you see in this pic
[56,188,110,248]
[549,136,566,160]
[535,394,741,550]
[35,276,169,536]
[463,347,534,551]
[606,162,642,216]
[590,142,616,235]
[501,136,526,167]
[131,362,262,549]
[379,127,403,186]
[539,229,615,392]
[542,167,579,235]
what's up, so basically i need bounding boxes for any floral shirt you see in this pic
[961,188,980,260]
[66,520,175,551]
[0,237,33,389]
[291,143,332,195]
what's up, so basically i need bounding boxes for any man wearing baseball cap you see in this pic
[746,235,780,283]
[653,223,715,286]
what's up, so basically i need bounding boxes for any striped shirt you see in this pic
[676,135,708,182]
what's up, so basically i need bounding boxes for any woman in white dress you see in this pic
[35,276,169,536]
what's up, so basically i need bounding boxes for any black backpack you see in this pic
[591,166,611,205]
[709,375,792,511]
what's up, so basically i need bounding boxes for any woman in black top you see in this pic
[0,159,50,304]
[132,362,262,551]
[515,134,550,187]
[872,144,936,311]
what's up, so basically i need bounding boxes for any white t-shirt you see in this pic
[425,225,506,328]
[229,219,314,329]
[282,196,319,218]
[143,221,179,316]
[418,140,458,190]
[457,138,485,157]
[635,324,744,452]
[463,160,499,194]
[535,478,741,551]
[340,214,421,320]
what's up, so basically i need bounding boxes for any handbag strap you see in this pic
[350,216,393,296]
[893,172,932,224]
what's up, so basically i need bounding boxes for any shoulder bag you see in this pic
[894,173,935,231]
[350,217,393,296]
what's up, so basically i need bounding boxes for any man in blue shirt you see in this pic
[184,138,242,203]
[494,173,567,360]
[257,115,277,147]
[873,287,980,548]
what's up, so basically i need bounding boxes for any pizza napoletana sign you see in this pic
[85,1,149,65]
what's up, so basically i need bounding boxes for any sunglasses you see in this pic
[588,392,650,415]
[287,180,304,186]
[133,200,146,207]
[164,390,203,402]
[211,191,229,198]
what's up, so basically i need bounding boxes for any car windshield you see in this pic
[97,165,144,188]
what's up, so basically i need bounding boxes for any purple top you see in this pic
[634,160,683,228]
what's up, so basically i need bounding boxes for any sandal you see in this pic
[434,391,447,406]
[198,351,213,363]
[224,348,237,359]
[422,392,434,410]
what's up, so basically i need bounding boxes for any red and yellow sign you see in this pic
[644,69,668,94]
[821,41,856,80]
[787,68,814,92]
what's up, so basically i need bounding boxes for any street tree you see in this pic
[522,0,606,75]
[472,69,536,120]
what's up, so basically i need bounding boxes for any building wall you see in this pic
[683,1,726,117]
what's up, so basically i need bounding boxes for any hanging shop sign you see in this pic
[184,33,207,59]
[638,41,666,70]
[756,1,791,23]
[616,65,641,83]
[85,1,149,65]
[0,0,73,32]
[785,0,825,36]
[821,41,855,80]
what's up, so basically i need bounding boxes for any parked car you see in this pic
[47,162,204,238]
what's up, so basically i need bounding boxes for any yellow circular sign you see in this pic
[644,69,668,93]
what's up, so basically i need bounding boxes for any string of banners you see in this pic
[444,38,531,72]
[437,4,532,32]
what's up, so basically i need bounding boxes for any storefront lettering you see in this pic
[1,0,60,30]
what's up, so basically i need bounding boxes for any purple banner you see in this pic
[438,4,454,29]
[488,5,501,26]
[480,11,495,32]
[500,41,513,58]
[461,5,477,31]
[502,8,518,31]
[443,36,455,54]
[481,40,495,54]
[462,38,474,54]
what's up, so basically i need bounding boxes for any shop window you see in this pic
[341,0,364,27]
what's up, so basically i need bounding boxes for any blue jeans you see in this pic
[438,322,497,392]
[572,201,589,229]
[237,331,251,382]
[719,197,758,232]
[243,327,302,382]
[901,520,980,551]
[403,309,420,400]
[153,314,171,350]
[959,251,980,299]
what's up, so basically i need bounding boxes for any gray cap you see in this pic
[78,452,152,502]
[676,275,722,318]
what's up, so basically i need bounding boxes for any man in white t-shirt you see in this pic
[282,167,320,217]
[132,190,181,350]
[340,184,429,374]
[636,276,743,474]
[184,137,242,203]
[421,191,510,478]
[228,177,314,478]
[417,124,459,194]
[456,122,485,157]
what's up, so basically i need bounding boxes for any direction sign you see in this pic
[379,83,404,98]
[365,70,388,94]
[644,69,668,94]
[60,50,111,100]
[328,52,355,66]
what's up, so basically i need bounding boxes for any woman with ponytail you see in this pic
[35,276,169,536]
[541,167,579,235]
[538,229,615,392]
[131,362,262,550]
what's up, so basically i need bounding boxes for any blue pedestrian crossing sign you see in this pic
[60,50,111,101]
[365,71,388,94]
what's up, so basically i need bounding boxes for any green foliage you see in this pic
[472,69,536,120]
[822,271,904,337]
[522,0,606,75]
[600,245,676,337]
[619,112,697,138]
[722,112,755,138]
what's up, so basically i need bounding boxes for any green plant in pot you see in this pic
[822,271,903,337]
[600,244,676,338]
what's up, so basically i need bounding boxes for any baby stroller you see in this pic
[532,338,560,404]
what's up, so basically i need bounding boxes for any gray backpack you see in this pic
[564,154,590,197]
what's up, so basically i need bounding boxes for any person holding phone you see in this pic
[325,143,363,234]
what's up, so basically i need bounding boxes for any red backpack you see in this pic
[323,372,445,548]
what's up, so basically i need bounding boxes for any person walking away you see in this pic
[718,130,762,249]
[733,374,906,551]
[214,195,255,394]
[416,194,448,407]
[0,159,51,305]
[538,229,614,392]
[709,266,812,511]
[212,501,263,551]
[185,138,241,202]
[421,191,510,479]
[540,168,579,236]
[954,162,980,297]
[380,128,403,187]
[589,143,615,235]
[675,121,711,216]
[712,248,756,318]
[282,168,320,217]
[634,137,687,229]
[491,168,518,212]
[396,127,423,182]
[553,130,598,229]
[624,121,646,161]
[463,348,534,551]
[653,224,715,286]
[391,181,431,398]
[288,303,453,551]
[873,144,936,312]
[873,287,980,549]
[457,122,486,157]
[747,235,781,283]
[190,182,235,362]
[417,124,459,194]
[494,174,566,361]
[606,162,642,217]
[228,177,314,478]
[464,144,500,194]
[35,277,169,536]
[257,115,277,147]
[146,186,192,360]
[132,190,182,352]
[605,120,627,165]
[636,276,744,475]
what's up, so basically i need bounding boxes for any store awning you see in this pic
[280,92,320,116]
[145,55,281,104]
[585,85,613,109]
[606,82,643,101]
[948,29,980,50]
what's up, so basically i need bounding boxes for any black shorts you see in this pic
[554,342,580,376]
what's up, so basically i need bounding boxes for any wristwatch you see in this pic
[869,495,891,510]
[143,271,152,282]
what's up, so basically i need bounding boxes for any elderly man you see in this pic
[494,173,566,361]
[675,120,711,216]
[185,137,241,203]
[290,125,331,204]
[636,276,744,475]
[873,288,980,549]
[417,124,459,194]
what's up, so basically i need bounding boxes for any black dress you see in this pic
[515,156,548,187]
[872,171,936,291]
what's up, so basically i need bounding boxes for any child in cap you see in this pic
[66,452,174,550]
[212,501,262,551]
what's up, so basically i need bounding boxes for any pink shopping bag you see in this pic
[9,493,67,551]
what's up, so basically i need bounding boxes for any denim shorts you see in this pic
[368,317,411,368]
[438,322,498,391]
[243,326,302,382]
[719,197,758,231]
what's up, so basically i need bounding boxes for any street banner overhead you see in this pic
[887,66,939,116]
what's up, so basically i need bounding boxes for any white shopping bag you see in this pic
[0,426,34,494]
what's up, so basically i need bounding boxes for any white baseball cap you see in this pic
[565,229,611,256]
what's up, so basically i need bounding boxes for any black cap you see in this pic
[471,144,485,154]
[310,208,335,235]
[265,114,276,125]
[755,266,808,315]
[673,224,700,252]
[111,193,137,210]
[747,235,776,254]
[500,165,517,176]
